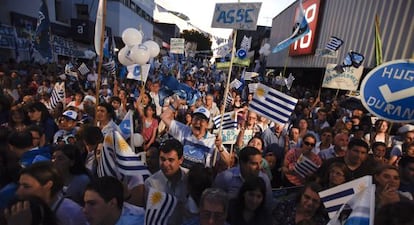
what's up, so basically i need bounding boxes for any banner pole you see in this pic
[95,0,106,125]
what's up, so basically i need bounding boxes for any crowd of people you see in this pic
[0,57,413,225]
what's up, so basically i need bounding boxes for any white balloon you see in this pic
[263,43,271,49]
[143,40,160,58]
[121,28,143,46]
[130,44,150,65]
[118,46,134,66]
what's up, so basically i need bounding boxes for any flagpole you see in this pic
[95,0,106,125]
[213,28,238,167]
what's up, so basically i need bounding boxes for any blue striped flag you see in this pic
[319,176,373,219]
[272,0,309,53]
[97,131,150,180]
[145,188,177,225]
[34,0,52,60]
[213,111,238,130]
[326,36,344,52]
[327,184,375,225]
[49,82,65,110]
[249,83,298,125]
[293,154,320,178]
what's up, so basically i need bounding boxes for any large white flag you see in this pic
[94,0,104,55]
[327,184,375,225]
[319,176,373,219]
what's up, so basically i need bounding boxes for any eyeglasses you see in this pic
[303,141,316,147]
[200,210,225,221]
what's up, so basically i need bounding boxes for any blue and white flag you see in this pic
[319,176,373,219]
[327,184,375,225]
[213,111,238,130]
[34,0,52,60]
[49,82,65,110]
[119,110,133,139]
[293,154,320,178]
[127,64,150,82]
[97,131,150,180]
[272,0,309,53]
[326,36,344,52]
[249,83,298,125]
[145,188,177,225]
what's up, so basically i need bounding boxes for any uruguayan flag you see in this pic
[326,36,344,52]
[97,131,150,179]
[145,188,177,225]
[213,111,238,130]
[249,83,298,125]
[327,184,375,225]
[319,176,373,219]
[293,154,320,178]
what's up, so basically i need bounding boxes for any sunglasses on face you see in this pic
[303,141,316,147]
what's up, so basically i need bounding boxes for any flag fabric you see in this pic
[213,111,237,130]
[103,37,110,58]
[272,0,309,53]
[374,15,383,66]
[249,83,298,125]
[319,176,373,219]
[225,92,233,108]
[127,64,151,82]
[240,35,252,51]
[49,82,65,110]
[119,110,133,139]
[144,188,177,225]
[97,131,150,180]
[327,184,375,225]
[285,73,295,90]
[77,62,90,76]
[293,154,320,178]
[94,0,104,55]
[334,51,365,73]
[34,0,52,60]
[326,36,344,52]
[248,83,259,93]
[230,79,243,89]
[103,60,116,75]
[244,72,259,81]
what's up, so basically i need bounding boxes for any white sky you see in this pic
[154,0,296,39]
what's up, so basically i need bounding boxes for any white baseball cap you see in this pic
[193,106,210,120]
[398,124,414,134]
[62,110,78,121]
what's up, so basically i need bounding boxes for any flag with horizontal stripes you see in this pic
[293,154,320,178]
[249,83,298,125]
[326,36,344,52]
[213,111,237,130]
[272,0,309,53]
[103,59,116,75]
[97,131,150,180]
[145,188,177,225]
[225,92,233,108]
[49,82,65,110]
[327,184,375,225]
[319,176,373,219]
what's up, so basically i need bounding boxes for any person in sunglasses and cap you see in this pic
[282,133,322,186]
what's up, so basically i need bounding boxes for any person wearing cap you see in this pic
[161,102,231,169]
[389,124,414,166]
[53,110,79,144]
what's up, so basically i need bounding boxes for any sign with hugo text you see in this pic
[211,3,261,30]
[360,59,414,123]
[322,64,363,91]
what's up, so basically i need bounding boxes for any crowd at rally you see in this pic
[0,57,413,225]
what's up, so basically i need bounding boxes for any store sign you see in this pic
[360,59,414,123]
[289,0,322,56]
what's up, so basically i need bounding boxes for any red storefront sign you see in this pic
[289,0,322,56]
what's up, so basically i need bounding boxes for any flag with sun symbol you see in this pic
[249,83,298,125]
[97,131,150,179]
[145,188,177,225]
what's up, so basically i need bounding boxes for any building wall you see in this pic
[267,0,414,69]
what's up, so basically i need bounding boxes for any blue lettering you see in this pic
[245,9,254,22]
[236,9,244,22]
[227,9,235,23]
[217,11,227,23]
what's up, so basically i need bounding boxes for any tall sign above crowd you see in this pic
[289,0,322,56]
[211,2,262,30]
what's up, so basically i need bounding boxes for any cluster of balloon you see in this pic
[118,28,160,66]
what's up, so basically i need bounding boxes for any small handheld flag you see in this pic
[213,111,238,130]
[145,188,177,225]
